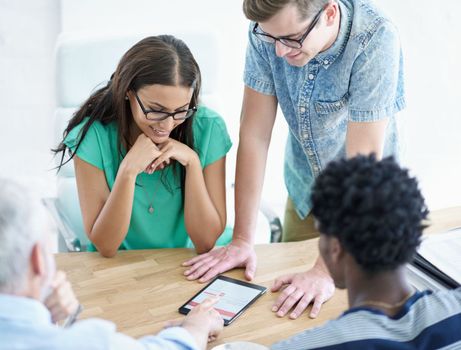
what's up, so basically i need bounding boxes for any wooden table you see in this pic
[56,206,461,348]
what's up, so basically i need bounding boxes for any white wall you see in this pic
[375,0,461,210]
[0,0,60,197]
[1,0,460,223]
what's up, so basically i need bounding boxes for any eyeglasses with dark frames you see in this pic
[252,8,324,49]
[133,91,197,121]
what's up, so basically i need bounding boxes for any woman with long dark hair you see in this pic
[53,35,232,257]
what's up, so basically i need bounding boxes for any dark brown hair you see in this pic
[53,35,202,196]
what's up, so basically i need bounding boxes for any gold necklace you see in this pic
[355,289,415,310]
[138,174,160,214]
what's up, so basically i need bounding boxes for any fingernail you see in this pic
[277,311,283,317]
[272,306,278,312]
[290,313,296,319]
[184,270,190,275]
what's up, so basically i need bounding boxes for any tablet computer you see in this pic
[179,275,267,326]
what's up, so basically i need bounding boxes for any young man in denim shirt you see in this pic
[183,0,405,320]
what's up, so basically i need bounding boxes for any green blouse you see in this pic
[64,106,233,251]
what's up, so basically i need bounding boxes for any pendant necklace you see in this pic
[139,175,160,214]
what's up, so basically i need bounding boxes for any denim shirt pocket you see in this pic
[313,93,349,134]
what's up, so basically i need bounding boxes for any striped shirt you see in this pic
[271,289,461,350]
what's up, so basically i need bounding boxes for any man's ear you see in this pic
[30,243,45,277]
[324,1,339,26]
[329,237,344,264]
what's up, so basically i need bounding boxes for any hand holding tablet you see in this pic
[179,276,267,325]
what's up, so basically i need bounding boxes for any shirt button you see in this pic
[323,59,329,65]
[303,132,309,139]
[308,74,315,80]
[300,107,306,113]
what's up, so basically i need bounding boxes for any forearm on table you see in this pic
[184,157,224,253]
[232,133,270,245]
[89,166,137,257]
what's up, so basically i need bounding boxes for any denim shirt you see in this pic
[243,0,405,218]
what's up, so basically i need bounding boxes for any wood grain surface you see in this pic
[56,206,461,348]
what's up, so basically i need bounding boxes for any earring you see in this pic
[125,96,129,100]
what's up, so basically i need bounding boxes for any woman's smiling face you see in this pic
[128,84,194,144]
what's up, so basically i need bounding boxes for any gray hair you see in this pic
[243,0,330,22]
[0,178,49,293]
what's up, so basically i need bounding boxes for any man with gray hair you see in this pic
[0,179,79,323]
[0,178,223,350]
[184,0,405,322]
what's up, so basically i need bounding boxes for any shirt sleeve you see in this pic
[243,22,277,96]
[110,327,199,350]
[348,21,406,122]
[63,119,105,170]
[194,109,232,168]
[204,117,232,168]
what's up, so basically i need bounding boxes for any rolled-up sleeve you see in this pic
[243,22,276,96]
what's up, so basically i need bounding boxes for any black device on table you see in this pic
[179,275,267,326]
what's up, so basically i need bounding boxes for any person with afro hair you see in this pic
[272,155,461,350]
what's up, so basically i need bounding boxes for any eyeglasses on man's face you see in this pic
[252,8,324,49]
[133,91,197,121]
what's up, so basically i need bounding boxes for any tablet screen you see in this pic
[179,276,266,325]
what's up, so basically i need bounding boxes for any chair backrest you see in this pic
[54,31,222,251]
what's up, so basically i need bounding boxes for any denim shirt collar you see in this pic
[0,294,52,325]
[315,0,352,69]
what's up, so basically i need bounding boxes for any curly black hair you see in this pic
[311,155,429,274]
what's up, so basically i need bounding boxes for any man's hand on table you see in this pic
[271,260,335,319]
[182,239,257,282]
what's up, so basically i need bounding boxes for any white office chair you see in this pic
[50,32,281,252]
